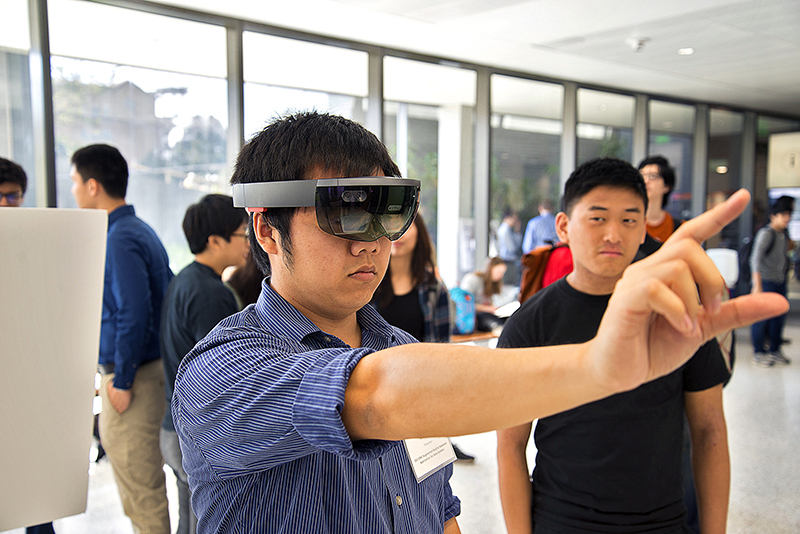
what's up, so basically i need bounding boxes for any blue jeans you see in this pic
[751,280,788,353]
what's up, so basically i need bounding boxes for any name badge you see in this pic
[403,437,457,483]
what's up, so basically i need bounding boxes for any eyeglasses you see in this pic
[233,177,420,242]
[230,232,249,240]
[641,172,662,182]
[0,191,23,205]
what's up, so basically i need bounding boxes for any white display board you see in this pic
[767,131,800,189]
[0,208,107,530]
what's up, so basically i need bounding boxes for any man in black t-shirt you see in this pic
[159,194,249,534]
[497,158,731,534]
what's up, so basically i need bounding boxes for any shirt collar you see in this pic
[254,278,397,347]
[107,204,135,226]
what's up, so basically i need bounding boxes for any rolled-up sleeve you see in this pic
[174,333,393,480]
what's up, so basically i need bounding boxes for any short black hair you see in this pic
[637,155,676,208]
[770,195,795,216]
[230,111,401,276]
[183,194,248,254]
[562,158,648,215]
[0,157,27,193]
[71,144,128,199]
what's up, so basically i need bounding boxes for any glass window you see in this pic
[707,108,745,249]
[0,0,35,206]
[383,57,476,287]
[490,75,563,272]
[648,100,696,221]
[243,32,368,139]
[49,0,228,271]
[577,88,634,165]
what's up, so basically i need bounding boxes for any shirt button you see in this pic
[395,495,402,506]
[323,336,331,342]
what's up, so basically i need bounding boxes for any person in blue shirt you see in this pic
[160,194,249,534]
[71,144,173,534]
[522,199,558,254]
[171,111,787,534]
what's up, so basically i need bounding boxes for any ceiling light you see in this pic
[716,165,728,174]
[677,48,695,56]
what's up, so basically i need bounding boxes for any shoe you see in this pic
[453,444,475,463]
[770,351,791,365]
[752,353,775,367]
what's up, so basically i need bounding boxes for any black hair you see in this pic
[562,158,648,216]
[0,157,27,193]
[374,212,435,307]
[770,195,795,216]
[637,155,676,208]
[182,194,248,254]
[71,144,128,199]
[230,111,401,276]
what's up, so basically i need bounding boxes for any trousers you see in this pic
[161,428,197,534]
[99,359,170,534]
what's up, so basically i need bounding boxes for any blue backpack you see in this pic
[449,287,476,335]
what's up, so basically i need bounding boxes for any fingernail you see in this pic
[683,314,694,332]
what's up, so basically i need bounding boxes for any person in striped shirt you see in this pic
[171,111,786,534]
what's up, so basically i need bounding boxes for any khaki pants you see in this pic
[99,360,170,534]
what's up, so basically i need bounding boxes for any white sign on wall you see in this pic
[767,131,800,189]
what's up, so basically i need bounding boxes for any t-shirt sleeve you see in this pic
[682,339,730,392]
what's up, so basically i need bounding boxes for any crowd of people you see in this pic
[1,110,792,534]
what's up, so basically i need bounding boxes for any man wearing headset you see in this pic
[171,112,786,534]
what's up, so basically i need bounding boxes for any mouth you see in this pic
[350,265,378,281]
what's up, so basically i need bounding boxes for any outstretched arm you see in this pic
[343,190,788,441]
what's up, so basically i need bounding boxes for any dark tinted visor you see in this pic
[316,181,419,241]
[232,177,420,242]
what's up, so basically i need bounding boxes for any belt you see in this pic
[97,363,115,375]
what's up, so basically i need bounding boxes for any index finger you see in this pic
[667,189,750,246]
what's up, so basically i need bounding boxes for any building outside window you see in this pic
[577,88,634,165]
[49,0,228,271]
[0,0,35,206]
[490,74,563,263]
[383,57,476,287]
[648,100,696,222]
[242,32,368,140]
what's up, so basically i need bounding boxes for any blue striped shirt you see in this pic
[173,280,460,533]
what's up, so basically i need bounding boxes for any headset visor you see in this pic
[232,177,420,242]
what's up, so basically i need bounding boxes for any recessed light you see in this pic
[716,165,728,174]
[677,47,695,56]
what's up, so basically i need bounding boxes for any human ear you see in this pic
[253,212,278,255]
[555,211,570,244]
[86,178,99,197]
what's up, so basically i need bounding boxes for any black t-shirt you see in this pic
[372,289,424,342]
[160,261,240,431]
[498,278,730,534]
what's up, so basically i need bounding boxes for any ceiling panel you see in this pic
[149,0,800,116]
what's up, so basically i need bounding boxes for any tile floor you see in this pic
[4,320,799,534]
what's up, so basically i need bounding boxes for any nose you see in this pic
[350,237,385,255]
[604,221,623,244]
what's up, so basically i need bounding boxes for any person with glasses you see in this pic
[159,194,248,534]
[0,156,27,207]
[70,144,173,534]
[1,157,57,534]
[638,155,681,244]
[171,112,786,534]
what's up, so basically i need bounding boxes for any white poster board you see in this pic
[767,131,800,188]
[0,208,107,530]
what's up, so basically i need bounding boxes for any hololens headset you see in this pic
[232,177,420,242]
